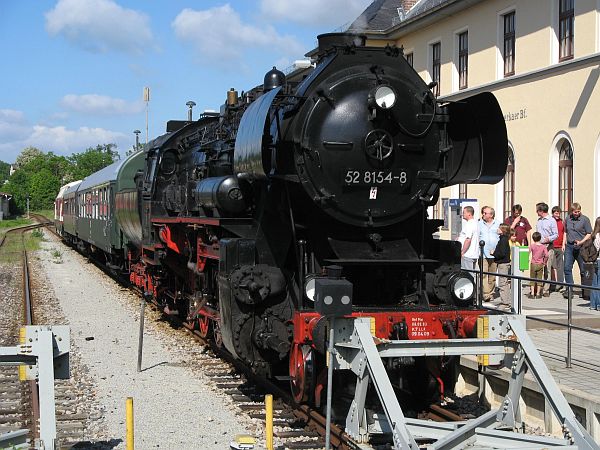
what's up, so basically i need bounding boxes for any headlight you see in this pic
[304,276,316,302]
[374,85,396,109]
[448,272,475,303]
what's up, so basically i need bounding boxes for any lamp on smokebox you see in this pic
[313,266,353,317]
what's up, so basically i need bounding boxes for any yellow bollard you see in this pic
[126,397,134,450]
[265,394,273,450]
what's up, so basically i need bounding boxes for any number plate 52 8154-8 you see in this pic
[343,169,409,186]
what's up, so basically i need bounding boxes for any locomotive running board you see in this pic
[331,316,598,450]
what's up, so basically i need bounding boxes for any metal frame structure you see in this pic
[331,316,598,450]
[0,326,70,450]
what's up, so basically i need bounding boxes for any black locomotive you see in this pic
[57,33,507,408]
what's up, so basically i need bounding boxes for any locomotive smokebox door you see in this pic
[314,278,353,317]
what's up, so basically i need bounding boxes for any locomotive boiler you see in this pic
[56,33,507,409]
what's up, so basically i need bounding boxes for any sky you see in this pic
[0,0,373,163]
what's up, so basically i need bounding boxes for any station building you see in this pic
[351,0,600,239]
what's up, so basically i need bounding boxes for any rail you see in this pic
[0,220,44,446]
[467,266,600,369]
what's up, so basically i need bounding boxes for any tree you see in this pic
[69,144,119,180]
[4,144,120,213]
[29,168,62,210]
[14,147,44,168]
[3,169,29,212]
[0,160,10,182]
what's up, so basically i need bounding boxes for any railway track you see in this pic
[0,216,98,448]
[43,215,357,449]
[181,319,475,449]
[0,221,40,445]
[40,213,485,449]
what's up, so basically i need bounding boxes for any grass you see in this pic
[32,209,54,221]
[0,217,32,229]
[0,231,44,263]
[0,211,50,263]
[31,229,44,238]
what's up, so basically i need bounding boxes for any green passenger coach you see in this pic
[71,151,145,264]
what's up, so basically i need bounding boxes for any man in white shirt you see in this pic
[458,206,479,271]
[479,206,501,301]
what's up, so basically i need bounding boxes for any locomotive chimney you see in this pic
[317,32,366,54]
[186,101,196,121]
[133,129,141,151]
[227,88,238,106]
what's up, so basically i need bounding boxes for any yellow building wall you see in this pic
[380,0,600,232]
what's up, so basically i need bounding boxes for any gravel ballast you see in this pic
[36,236,253,449]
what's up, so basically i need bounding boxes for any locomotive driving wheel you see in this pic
[289,343,315,404]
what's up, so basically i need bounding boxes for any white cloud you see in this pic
[26,125,128,152]
[0,117,132,163]
[172,5,304,62]
[61,94,144,115]
[259,0,372,28]
[0,109,30,144]
[45,0,154,54]
[0,109,26,123]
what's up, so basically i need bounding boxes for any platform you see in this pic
[458,287,600,441]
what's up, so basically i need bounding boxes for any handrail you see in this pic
[464,267,600,369]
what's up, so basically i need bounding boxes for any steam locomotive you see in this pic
[55,33,507,409]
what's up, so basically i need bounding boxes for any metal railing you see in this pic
[467,266,600,369]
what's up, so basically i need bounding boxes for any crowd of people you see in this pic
[457,202,600,311]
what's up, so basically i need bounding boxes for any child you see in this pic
[494,224,512,309]
[509,229,518,250]
[529,231,549,299]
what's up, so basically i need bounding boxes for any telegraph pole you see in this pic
[26,194,30,219]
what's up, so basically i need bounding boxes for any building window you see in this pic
[431,42,441,96]
[503,12,515,76]
[503,148,515,220]
[459,183,467,198]
[458,32,468,89]
[559,0,574,61]
[558,140,573,213]
[406,52,413,67]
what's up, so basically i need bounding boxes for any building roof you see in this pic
[404,0,450,20]
[348,0,468,33]
[347,0,487,42]
[348,0,402,32]
[348,0,452,32]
